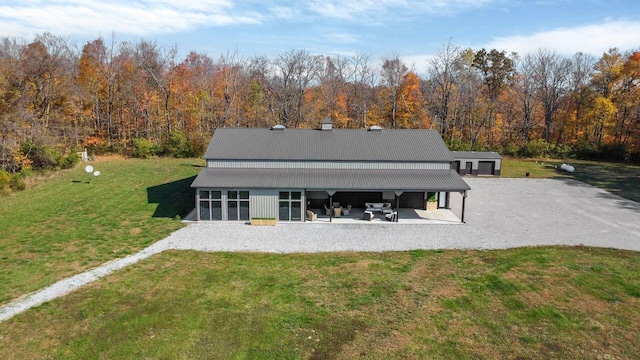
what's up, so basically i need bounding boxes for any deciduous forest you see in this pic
[1,33,639,177]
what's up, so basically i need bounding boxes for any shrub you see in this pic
[162,130,191,158]
[571,141,598,160]
[0,169,10,190]
[20,141,58,170]
[132,138,159,159]
[501,143,520,157]
[60,152,81,169]
[519,139,550,158]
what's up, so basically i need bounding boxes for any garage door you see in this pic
[478,161,495,175]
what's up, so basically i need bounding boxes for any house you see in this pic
[452,151,502,176]
[191,120,471,223]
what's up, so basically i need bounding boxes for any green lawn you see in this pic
[0,157,201,305]
[1,157,639,358]
[1,248,639,359]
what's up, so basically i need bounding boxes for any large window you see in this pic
[279,191,302,221]
[228,191,250,221]
[199,190,222,220]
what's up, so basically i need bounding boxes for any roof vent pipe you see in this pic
[321,117,333,131]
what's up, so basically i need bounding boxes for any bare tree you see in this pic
[270,49,321,127]
[380,54,408,128]
[528,49,571,142]
[427,39,461,137]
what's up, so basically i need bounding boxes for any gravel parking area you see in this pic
[2,178,639,322]
[163,178,640,253]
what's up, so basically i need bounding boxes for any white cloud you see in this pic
[307,0,492,22]
[484,20,640,56]
[0,0,263,38]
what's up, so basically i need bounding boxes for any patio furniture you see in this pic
[364,202,392,213]
[324,204,331,216]
[342,204,352,216]
[385,211,398,222]
[363,211,374,221]
[333,207,341,217]
[306,209,317,221]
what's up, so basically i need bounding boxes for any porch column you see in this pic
[394,190,404,222]
[461,190,467,223]
[327,190,336,223]
[195,189,200,221]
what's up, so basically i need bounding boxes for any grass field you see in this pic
[0,157,201,305]
[1,248,639,359]
[1,157,638,359]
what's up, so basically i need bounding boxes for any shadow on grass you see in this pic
[146,176,196,218]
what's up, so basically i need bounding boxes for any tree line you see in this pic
[1,33,639,174]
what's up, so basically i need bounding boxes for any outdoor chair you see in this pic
[324,204,331,216]
[306,209,317,221]
[363,211,373,221]
[342,204,352,215]
[385,211,398,222]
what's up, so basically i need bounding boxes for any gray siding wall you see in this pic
[207,160,450,170]
[250,189,279,219]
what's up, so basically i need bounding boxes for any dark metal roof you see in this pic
[204,128,454,162]
[452,151,502,160]
[191,168,470,191]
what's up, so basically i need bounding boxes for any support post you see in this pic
[329,195,333,222]
[461,191,467,223]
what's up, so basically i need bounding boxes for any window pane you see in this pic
[239,201,250,221]
[211,201,222,220]
[228,191,238,199]
[199,201,210,220]
[291,192,301,200]
[291,201,302,221]
[279,191,289,200]
[199,191,209,199]
[211,191,221,199]
[279,201,290,221]
[240,191,249,199]
[228,201,238,221]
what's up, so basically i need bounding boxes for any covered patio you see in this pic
[306,207,462,224]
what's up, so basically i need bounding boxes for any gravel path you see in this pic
[1,178,639,322]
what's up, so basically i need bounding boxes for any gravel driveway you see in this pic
[2,178,639,322]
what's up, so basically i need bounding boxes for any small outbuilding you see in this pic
[452,151,502,176]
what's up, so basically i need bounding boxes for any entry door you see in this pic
[438,192,448,208]
[465,162,472,175]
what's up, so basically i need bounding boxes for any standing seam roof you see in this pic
[204,128,454,162]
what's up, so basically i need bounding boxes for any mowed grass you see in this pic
[501,158,640,202]
[1,247,639,359]
[0,157,201,305]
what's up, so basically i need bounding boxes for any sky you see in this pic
[1,0,639,70]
